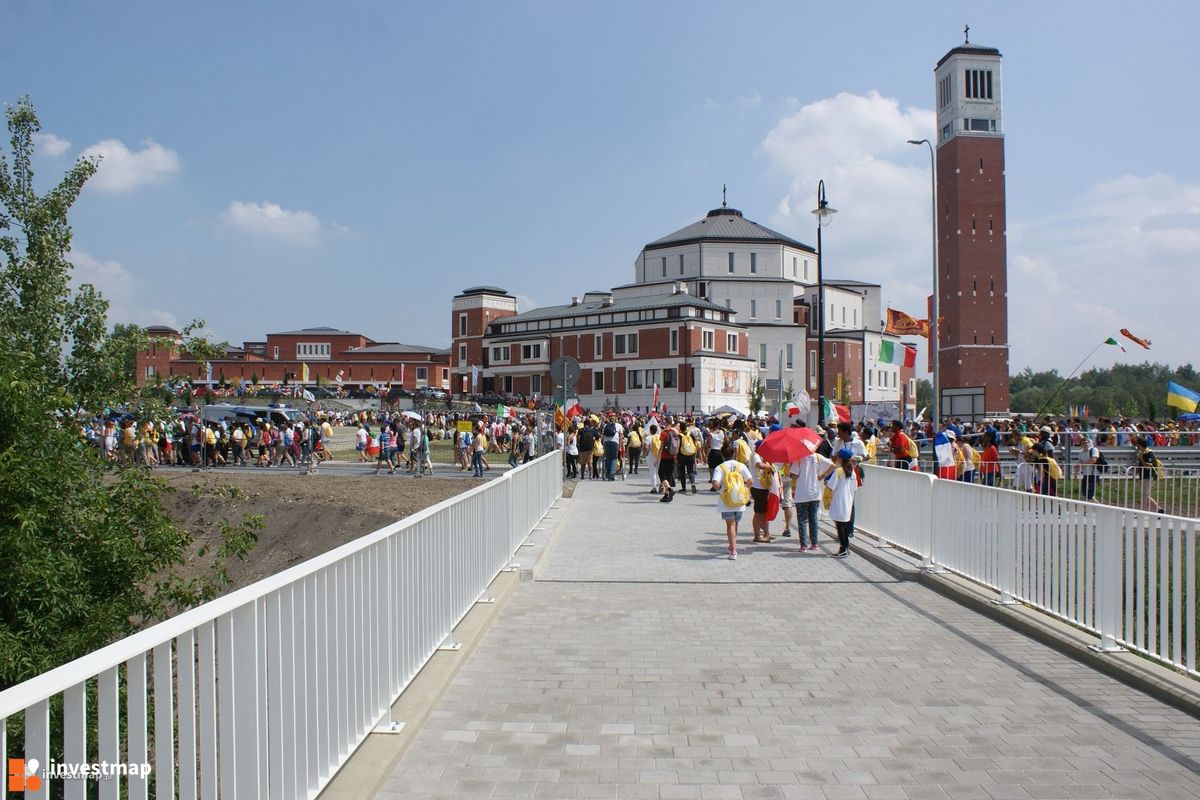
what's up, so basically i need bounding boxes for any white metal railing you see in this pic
[0,452,561,799]
[856,464,1199,678]
[872,458,1199,520]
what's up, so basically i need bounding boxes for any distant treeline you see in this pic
[1010,362,1199,420]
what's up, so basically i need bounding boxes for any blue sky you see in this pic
[4,1,1198,375]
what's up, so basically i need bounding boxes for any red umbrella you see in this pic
[754,426,823,463]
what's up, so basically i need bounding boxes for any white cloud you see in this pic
[68,250,178,328]
[220,201,324,245]
[1008,174,1200,372]
[761,91,937,334]
[33,132,71,157]
[759,91,1200,376]
[80,139,180,193]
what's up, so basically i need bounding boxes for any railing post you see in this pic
[921,475,944,573]
[1090,507,1124,653]
[994,490,1018,604]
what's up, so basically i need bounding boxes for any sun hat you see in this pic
[837,447,854,461]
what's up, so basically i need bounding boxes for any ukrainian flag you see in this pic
[1166,381,1200,412]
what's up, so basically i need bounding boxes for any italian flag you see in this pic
[497,404,517,419]
[878,340,917,368]
[781,400,800,418]
[821,397,851,424]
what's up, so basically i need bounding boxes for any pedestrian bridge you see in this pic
[3,455,1199,800]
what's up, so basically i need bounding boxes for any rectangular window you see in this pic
[530,374,541,394]
[145,365,156,379]
[868,371,873,387]
[702,329,714,350]
[594,335,603,358]
[458,343,467,362]
[662,368,677,389]
[661,256,667,277]
[725,298,732,310]
[853,308,858,327]
[759,343,767,368]
[593,370,604,391]
[749,299,757,319]
[750,252,757,273]
[645,368,658,387]
[808,350,817,389]
[669,329,678,353]
[416,367,428,381]
[458,314,467,336]
[627,332,638,354]
[728,252,734,273]
[775,299,782,319]
[627,370,642,389]
[803,259,810,281]
[697,281,706,298]
[273,346,279,360]
[832,343,837,358]
[615,334,626,355]
[786,343,793,370]
[841,306,846,324]
[792,256,797,278]
[679,254,685,274]
[726,332,737,352]
[522,343,542,360]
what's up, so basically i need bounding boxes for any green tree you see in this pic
[746,376,765,414]
[0,97,257,693]
[916,378,933,415]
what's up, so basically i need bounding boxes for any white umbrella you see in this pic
[402,410,422,421]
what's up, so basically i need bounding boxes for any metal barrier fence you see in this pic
[855,464,1199,678]
[0,452,562,799]
[879,459,1200,520]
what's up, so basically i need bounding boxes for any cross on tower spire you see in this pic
[964,24,970,43]
[722,184,727,208]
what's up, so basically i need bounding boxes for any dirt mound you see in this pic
[160,472,485,594]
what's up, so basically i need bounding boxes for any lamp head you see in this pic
[907,139,929,146]
[811,179,836,224]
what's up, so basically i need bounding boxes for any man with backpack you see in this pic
[675,417,701,494]
[577,423,595,480]
[1079,434,1100,501]
[601,413,622,481]
[657,419,681,502]
[711,455,754,560]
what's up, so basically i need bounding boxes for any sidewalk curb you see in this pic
[836,523,1200,720]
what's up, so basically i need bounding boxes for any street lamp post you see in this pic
[811,180,837,425]
[908,138,939,427]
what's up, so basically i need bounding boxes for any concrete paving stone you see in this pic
[371,481,1200,800]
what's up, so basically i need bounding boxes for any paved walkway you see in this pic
[377,479,1200,800]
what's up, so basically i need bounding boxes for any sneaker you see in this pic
[727,549,738,560]
[808,543,820,551]
[833,549,849,558]
[690,485,697,495]
[782,530,792,537]
[665,489,675,503]
[659,493,671,503]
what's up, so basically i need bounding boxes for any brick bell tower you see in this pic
[934,30,1010,416]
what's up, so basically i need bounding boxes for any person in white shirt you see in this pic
[789,444,832,552]
[705,420,727,484]
[711,458,754,560]
[819,448,858,558]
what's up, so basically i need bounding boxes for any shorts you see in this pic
[657,459,676,484]
[780,483,795,509]
[377,448,391,461]
[356,442,365,451]
[750,487,770,513]
[720,510,743,521]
